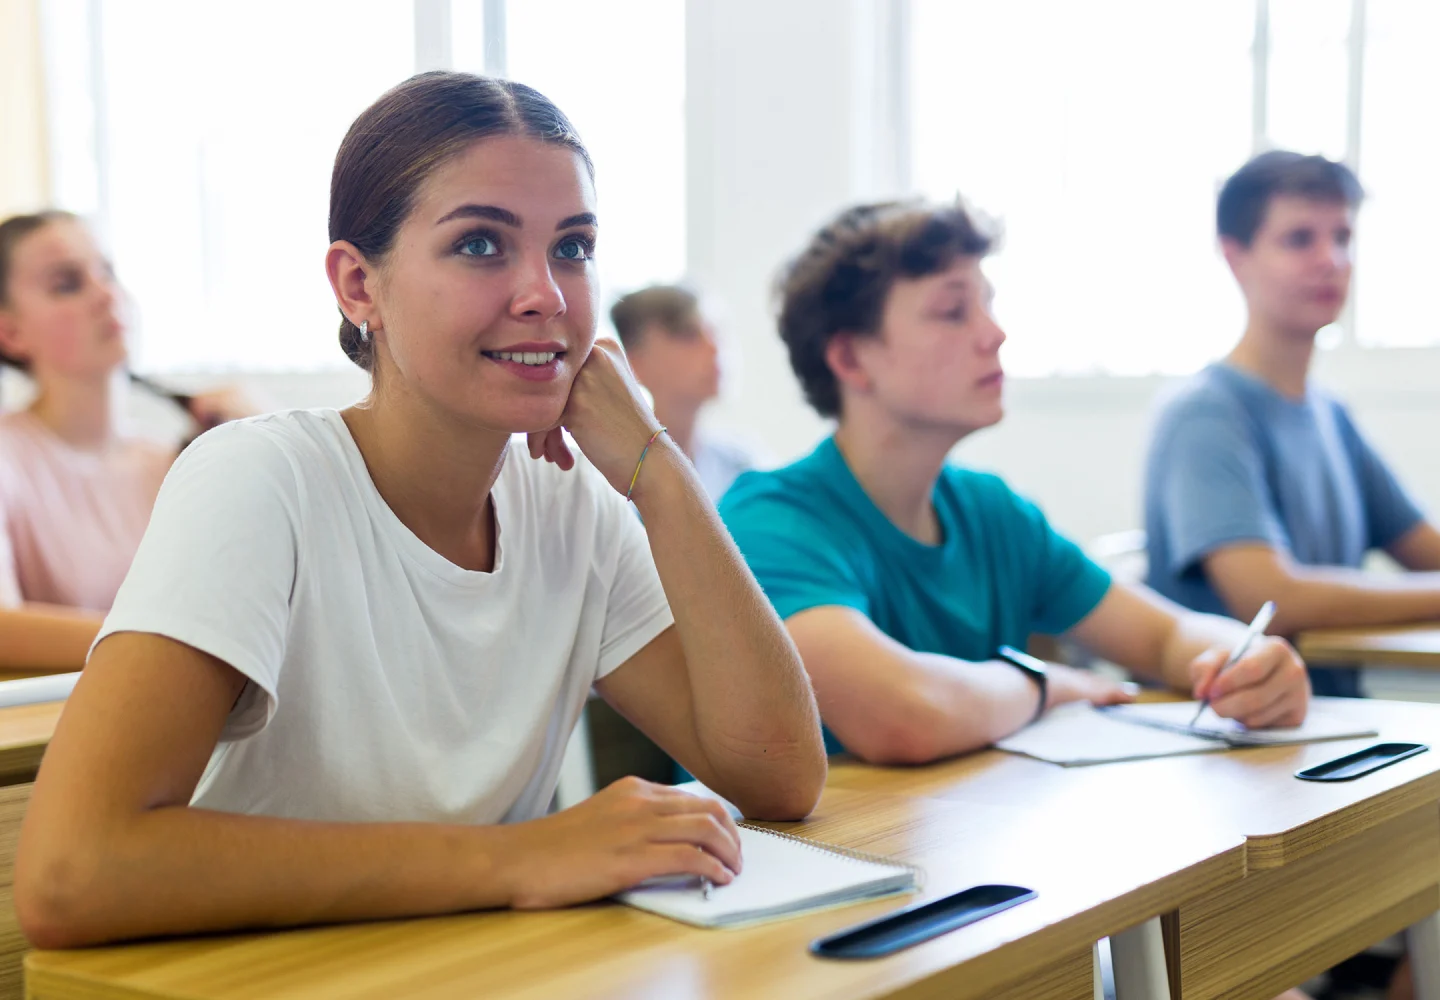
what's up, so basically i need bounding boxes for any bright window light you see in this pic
[910,0,1255,376]
[90,1,415,372]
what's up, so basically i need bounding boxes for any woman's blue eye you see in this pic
[459,235,500,257]
[554,237,593,261]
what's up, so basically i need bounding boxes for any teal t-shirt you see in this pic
[719,438,1112,753]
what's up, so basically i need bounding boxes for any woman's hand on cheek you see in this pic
[526,426,575,470]
[540,339,662,494]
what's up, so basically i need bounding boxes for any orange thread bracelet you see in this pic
[626,427,667,502]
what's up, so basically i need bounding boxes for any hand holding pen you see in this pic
[1188,601,1310,730]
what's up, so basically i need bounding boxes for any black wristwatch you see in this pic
[996,645,1049,725]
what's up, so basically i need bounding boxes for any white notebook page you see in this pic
[1104,700,1377,746]
[617,825,915,928]
[997,703,1220,766]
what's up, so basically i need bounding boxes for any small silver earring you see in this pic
[358,320,370,343]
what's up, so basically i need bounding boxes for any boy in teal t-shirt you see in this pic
[721,199,1313,765]
[721,440,1110,753]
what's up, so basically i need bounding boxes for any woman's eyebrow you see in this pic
[436,204,522,227]
[556,213,597,230]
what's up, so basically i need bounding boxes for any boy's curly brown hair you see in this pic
[775,199,996,417]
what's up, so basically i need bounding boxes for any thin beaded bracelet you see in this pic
[626,427,668,502]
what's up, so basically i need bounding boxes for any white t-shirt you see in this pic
[97,409,674,825]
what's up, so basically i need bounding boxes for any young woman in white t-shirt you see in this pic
[16,72,826,948]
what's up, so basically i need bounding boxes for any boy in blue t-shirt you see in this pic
[720,200,1312,764]
[1145,152,1440,699]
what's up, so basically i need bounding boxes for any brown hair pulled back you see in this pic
[776,199,996,418]
[0,210,80,371]
[329,71,593,370]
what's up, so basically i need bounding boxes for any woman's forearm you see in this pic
[630,443,826,815]
[0,604,103,671]
[17,805,520,949]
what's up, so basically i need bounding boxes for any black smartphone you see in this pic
[1295,742,1428,782]
[810,884,1036,960]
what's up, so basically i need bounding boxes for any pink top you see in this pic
[0,410,173,611]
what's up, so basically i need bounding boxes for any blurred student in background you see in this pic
[1145,152,1440,700]
[610,285,764,500]
[0,211,256,671]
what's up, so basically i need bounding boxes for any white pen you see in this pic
[701,877,713,900]
[1190,600,1277,726]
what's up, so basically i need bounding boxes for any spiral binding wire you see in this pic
[738,822,927,888]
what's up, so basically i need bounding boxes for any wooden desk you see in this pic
[0,701,60,787]
[31,699,1437,1000]
[24,781,1246,1000]
[833,698,1440,999]
[1165,699,1440,998]
[1299,623,1440,669]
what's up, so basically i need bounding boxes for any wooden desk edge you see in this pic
[22,843,1248,1000]
[1298,626,1440,668]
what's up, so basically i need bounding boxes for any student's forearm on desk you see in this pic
[18,806,525,948]
[0,604,101,670]
[1066,583,1240,693]
[786,607,1036,765]
[1267,572,1440,633]
[623,442,826,816]
[1153,611,1252,692]
[1205,546,1440,634]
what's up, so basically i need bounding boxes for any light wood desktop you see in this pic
[1299,624,1440,670]
[24,698,1440,1000]
[0,701,60,787]
[831,697,1440,999]
[23,778,1246,1000]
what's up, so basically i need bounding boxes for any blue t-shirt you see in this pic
[1144,363,1424,698]
[720,437,1112,753]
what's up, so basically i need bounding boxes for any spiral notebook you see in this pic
[617,824,921,929]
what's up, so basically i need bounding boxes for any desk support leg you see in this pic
[1112,918,1172,1000]
[1407,910,1440,1000]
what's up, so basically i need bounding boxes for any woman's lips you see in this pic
[482,353,564,382]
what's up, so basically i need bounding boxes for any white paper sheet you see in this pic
[617,825,916,928]
[997,703,1221,766]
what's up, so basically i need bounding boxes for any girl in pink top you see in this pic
[0,211,253,670]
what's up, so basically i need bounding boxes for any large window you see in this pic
[47,1,415,372]
[1353,1,1440,348]
[44,0,685,372]
[910,0,1438,375]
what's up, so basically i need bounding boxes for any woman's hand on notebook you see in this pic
[1045,665,1135,710]
[527,339,665,494]
[1188,636,1310,729]
[505,777,742,910]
